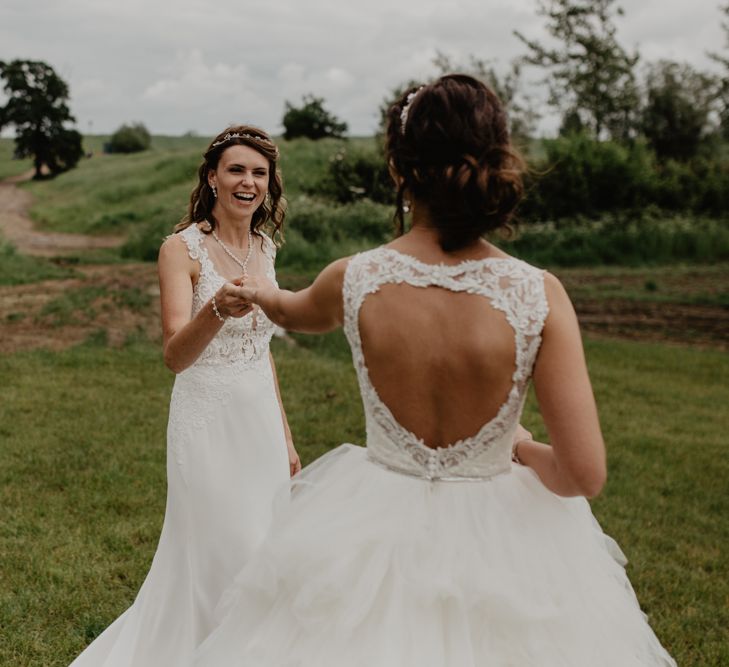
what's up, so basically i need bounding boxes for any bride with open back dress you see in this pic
[70,126,300,666]
[194,77,676,665]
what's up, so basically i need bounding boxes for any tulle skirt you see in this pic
[195,443,676,666]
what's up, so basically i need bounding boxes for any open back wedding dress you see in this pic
[194,247,675,666]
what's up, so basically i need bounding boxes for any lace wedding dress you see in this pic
[194,247,676,667]
[70,224,290,667]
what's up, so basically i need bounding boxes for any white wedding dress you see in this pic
[70,224,290,666]
[195,247,676,666]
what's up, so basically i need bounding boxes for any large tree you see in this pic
[0,59,83,178]
[641,61,717,162]
[515,0,639,141]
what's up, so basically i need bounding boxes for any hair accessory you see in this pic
[400,86,424,134]
[212,132,269,147]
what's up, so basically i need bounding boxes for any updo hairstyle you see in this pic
[385,74,524,251]
[175,124,285,242]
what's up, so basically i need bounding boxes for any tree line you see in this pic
[2,0,728,177]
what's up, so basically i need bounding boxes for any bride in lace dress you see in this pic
[70,126,300,667]
[194,78,676,666]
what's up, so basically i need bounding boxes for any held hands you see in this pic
[213,276,271,320]
[234,274,275,306]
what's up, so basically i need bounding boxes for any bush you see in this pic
[107,123,151,154]
[313,145,394,205]
[521,134,729,222]
[276,197,393,270]
[282,95,347,140]
[500,214,729,266]
[521,134,656,220]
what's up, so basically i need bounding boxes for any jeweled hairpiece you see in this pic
[212,132,269,147]
[400,86,424,134]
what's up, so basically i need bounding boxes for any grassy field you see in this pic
[0,333,727,666]
[0,133,727,665]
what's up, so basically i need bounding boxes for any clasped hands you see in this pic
[213,275,270,319]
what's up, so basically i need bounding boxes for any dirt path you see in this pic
[0,173,156,353]
[0,172,123,256]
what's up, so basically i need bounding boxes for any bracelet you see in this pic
[211,295,226,323]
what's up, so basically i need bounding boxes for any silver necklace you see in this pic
[212,227,254,275]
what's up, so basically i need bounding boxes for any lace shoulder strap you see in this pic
[496,259,549,338]
[342,249,389,330]
[177,224,203,260]
[176,224,215,277]
[260,233,277,262]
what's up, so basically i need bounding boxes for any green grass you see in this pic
[20,135,350,237]
[35,285,152,327]
[0,138,32,180]
[554,263,729,307]
[0,237,77,286]
[0,334,726,665]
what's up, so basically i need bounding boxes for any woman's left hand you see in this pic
[234,275,274,306]
[287,441,302,477]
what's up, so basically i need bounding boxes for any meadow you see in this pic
[0,135,728,665]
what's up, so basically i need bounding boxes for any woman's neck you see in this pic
[213,208,252,248]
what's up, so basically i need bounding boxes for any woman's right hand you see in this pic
[215,280,254,319]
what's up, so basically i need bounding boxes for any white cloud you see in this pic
[0,0,725,135]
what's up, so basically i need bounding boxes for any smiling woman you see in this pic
[68,126,301,666]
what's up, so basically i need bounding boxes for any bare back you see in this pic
[360,283,516,448]
[342,246,548,480]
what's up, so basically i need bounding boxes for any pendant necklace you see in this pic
[212,227,254,276]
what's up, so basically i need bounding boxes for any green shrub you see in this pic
[282,95,347,140]
[501,215,729,266]
[522,134,729,222]
[521,134,656,220]
[107,123,151,154]
[277,197,393,270]
[313,145,394,205]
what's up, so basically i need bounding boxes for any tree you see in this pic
[515,0,640,141]
[432,52,541,143]
[0,59,83,178]
[640,61,717,162]
[107,122,151,153]
[282,95,347,140]
[709,2,729,139]
[377,52,540,143]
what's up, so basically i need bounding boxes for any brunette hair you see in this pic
[385,74,525,251]
[175,125,285,243]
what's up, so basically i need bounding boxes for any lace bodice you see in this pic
[343,248,549,482]
[179,224,278,368]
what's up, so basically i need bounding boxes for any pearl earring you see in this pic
[402,199,411,214]
[211,185,217,199]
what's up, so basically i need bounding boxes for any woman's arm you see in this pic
[237,257,349,334]
[158,235,252,373]
[517,272,607,499]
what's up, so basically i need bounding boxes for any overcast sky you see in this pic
[1,0,725,137]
